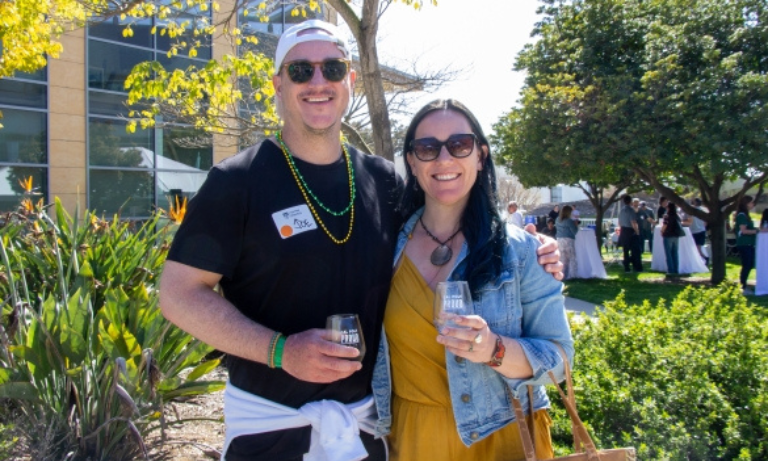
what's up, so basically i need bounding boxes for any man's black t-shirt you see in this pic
[166,140,403,460]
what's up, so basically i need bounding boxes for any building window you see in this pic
[240,1,326,36]
[87,4,213,218]
[88,40,154,92]
[0,68,48,212]
[551,186,562,204]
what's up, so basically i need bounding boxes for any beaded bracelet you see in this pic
[273,335,287,369]
[267,332,283,368]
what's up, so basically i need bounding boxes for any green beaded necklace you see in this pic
[277,131,356,216]
[276,130,356,245]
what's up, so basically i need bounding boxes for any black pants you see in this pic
[621,228,643,271]
[739,245,755,288]
[226,431,387,461]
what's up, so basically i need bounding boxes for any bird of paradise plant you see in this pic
[18,176,34,194]
[0,193,223,460]
[166,195,187,225]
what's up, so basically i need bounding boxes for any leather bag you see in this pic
[510,347,636,461]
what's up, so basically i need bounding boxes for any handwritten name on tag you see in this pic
[271,204,317,239]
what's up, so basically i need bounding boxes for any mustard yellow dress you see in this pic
[383,255,554,461]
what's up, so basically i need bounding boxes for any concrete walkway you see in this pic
[564,296,599,316]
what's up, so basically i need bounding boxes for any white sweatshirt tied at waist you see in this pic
[222,380,378,461]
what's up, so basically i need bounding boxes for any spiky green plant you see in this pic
[0,195,223,460]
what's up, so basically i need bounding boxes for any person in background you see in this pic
[619,194,643,273]
[734,195,757,295]
[689,198,708,265]
[636,201,654,254]
[661,201,684,276]
[760,208,768,232]
[507,201,524,229]
[571,206,581,226]
[657,196,669,221]
[556,205,579,280]
[548,205,560,223]
[374,99,573,461]
[610,226,621,249]
[542,218,558,238]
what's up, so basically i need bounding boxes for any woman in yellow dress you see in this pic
[372,100,574,460]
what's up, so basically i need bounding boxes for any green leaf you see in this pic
[78,260,94,278]
[100,321,141,361]
[186,358,220,382]
[54,197,70,236]
[102,288,131,328]
[22,323,51,380]
[60,324,87,364]
[161,380,225,400]
[40,295,60,335]
[0,382,40,402]
[66,288,90,338]
[0,367,13,384]
[65,366,83,377]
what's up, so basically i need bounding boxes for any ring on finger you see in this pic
[473,332,483,344]
[468,343,474,353]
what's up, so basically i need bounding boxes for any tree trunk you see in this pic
[594,206,605,250]
[357,1,393,160]
[329,0,394,160]
[708,216,727,285]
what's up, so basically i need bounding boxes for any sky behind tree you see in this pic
[374,0,540,135]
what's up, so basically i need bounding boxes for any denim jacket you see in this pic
[372,209,574,446]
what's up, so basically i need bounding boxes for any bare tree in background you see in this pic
[496,173,541,212]
[345,57,462,133]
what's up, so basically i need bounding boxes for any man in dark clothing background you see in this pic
[619,194,643,272]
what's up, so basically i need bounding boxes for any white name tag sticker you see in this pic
[272,204,318,239]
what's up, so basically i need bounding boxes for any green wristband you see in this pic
[273,335,287,369]
[267,331,281,368]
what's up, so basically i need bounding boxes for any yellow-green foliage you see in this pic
[550,285,768,460]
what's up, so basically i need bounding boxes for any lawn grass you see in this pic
[564,251,768,310]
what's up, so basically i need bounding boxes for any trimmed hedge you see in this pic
[550,284,768,460]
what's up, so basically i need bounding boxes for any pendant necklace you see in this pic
[419,216,462,266]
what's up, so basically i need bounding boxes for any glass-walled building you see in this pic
[0,67,49,211]
[86,4,214,218]
[0,0,329,218]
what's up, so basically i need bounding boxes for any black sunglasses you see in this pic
[409,133,477,161]
[281,58,351,84]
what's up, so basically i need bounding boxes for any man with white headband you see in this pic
[159,19,562,461]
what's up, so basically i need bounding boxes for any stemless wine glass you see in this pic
[326,314,366,361]
[433,281,473,333]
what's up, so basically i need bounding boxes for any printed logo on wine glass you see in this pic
[434,281,473,333]
[326,314,366,362]
[340,328,361,346]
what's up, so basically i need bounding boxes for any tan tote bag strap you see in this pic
[555,343,584,452]
[510,387,538,461]
[511,343,602,460]
[526,345,582,453]
[549,343,600,458]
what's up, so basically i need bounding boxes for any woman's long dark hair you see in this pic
[734,195,753,229]
[736,195,753,216]
[667,201,678,215]
[398,99,505,295]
